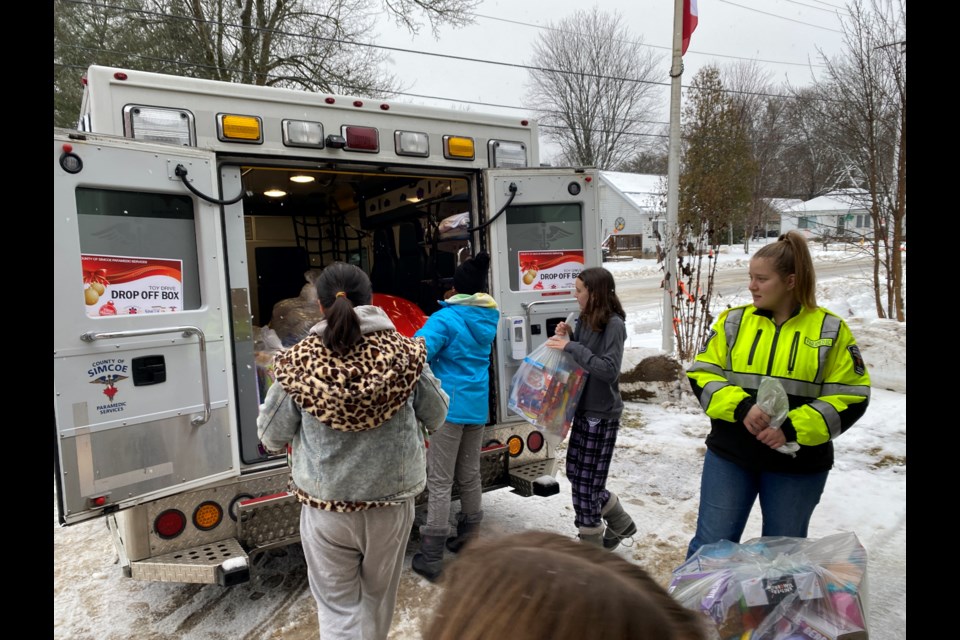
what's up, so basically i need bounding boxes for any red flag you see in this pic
[682,0,699,56]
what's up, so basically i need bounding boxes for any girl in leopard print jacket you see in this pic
[257,262,448,640]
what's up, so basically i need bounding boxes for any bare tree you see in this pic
[619,132,669,174]
[55,0,148,127]
[671,65,757,360]
[721,60,787,252]
[776,87,851,199]
[812,0,905,321]
[54,0,480,127]
[523,7,663,169]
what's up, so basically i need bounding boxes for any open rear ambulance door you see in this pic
[482,167,603,426]
[54,131,239,525]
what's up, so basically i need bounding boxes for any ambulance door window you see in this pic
[506,203,583,291]
[76,188,201,315]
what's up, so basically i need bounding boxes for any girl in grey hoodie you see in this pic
[546,267,637,550]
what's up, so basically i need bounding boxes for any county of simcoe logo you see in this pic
[88,358,130,401]
[92,373,128,400]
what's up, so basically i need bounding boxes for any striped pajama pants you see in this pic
[565,414,621,529]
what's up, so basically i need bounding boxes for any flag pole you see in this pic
[662,0,685,354]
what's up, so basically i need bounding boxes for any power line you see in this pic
[472,11,832,69]
[56,0,671,88]
[717,0,844,33]
[777,0,852,17]
[55,0,839,108]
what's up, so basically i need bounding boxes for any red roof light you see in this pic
[343,126,379,152]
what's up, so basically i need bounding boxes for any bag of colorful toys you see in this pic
[668,532,869,640]
[507,342,587,446]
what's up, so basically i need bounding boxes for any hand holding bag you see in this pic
[507,342,587,446]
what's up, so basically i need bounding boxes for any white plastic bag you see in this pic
[756,377,800,457]
[438,211,470,238]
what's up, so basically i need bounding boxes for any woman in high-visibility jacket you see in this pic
[685,231,871,559]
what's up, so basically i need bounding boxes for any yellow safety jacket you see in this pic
[687,304,871,473]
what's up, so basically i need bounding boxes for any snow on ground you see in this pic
[54,241,906,639]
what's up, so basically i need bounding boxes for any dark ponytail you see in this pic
[315,262,373,354]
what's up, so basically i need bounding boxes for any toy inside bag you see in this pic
[669,532,869,640]
[507,342,587,446]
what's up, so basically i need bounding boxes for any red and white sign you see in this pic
[82,254,184,318]
[518,250,584,291]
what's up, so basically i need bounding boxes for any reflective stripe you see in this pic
[822,383,871,399]
[814,315,842,384]
[725,371,823,398]
[689,360,724,376]
[723,308,745,371]
[809,399,843,438]
[699,379,731,411]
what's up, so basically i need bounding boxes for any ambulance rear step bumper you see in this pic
[509,458,560,497]
[127,538,251,586]
[125,492,302,586]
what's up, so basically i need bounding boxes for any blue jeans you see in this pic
[686,450,829,559]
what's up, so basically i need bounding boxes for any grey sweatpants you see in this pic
[421,421,484,536]
[299,498,415,640]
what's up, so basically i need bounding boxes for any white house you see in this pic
[597,171,665,258]
[759,198,803,237]
[780,189,872,240]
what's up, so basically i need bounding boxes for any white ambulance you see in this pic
[54,65,603,585]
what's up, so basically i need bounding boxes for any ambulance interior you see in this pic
[237,165,475,339]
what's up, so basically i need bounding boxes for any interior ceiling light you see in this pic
[289,175,315,184]
[264,189,287,198]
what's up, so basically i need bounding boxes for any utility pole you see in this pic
[662,0,685,354]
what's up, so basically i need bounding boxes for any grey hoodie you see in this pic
[563,314,626,420]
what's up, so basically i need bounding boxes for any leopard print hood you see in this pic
[273,305,426,432]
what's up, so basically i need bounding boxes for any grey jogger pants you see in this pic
[420,421,485,536]
[299,498,415,640]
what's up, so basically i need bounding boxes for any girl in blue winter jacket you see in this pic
[411,251,499,581]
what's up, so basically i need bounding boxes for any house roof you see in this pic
[599,171,665,211]
[783,189,870,214]
[766,197,804,212]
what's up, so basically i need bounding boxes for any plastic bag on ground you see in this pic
[669,533,869,640]
[507,342,587,446]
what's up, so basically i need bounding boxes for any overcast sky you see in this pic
[373,0,854,162]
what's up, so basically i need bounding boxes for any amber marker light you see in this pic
[193,501,224,531]
[507,435,524,457]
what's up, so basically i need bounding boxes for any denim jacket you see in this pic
[257,305,449,504]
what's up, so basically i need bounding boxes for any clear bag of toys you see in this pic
[668,532,869,640]
[507,342,587,446]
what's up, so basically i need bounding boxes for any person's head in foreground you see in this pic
[421,529,706,640]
